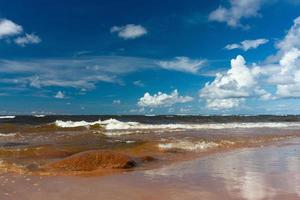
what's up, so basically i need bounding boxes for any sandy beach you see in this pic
[2,1,300,199]
[0,116,300,199]
[1,137,299,200]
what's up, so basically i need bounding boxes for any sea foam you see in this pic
[0,116,16,119]
[34,115,46,118]
[158,141,219,151]
[0,133,17,137]
[55,118,300,131]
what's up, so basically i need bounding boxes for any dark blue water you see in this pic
[1,115,300,125]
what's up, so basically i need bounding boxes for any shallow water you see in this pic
[0,116,300,175]
[1,138,299,200]
[141,138,300,199]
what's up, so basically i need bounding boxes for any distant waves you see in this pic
[0,116,15,119]
[54,118,300,136]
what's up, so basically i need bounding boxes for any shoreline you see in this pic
[0,133,297,176]
[1,137,299,199]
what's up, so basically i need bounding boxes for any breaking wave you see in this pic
[0,133,17,137]
[0,116,16,119]
[54,119,137,128]
[34,115,46,118]
[54,119,300,131]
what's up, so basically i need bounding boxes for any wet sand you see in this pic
[1,138,299,200]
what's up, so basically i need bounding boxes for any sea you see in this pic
[0,115,300,175]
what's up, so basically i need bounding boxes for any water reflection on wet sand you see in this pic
[143,138,300,200]
[1,138,299,200]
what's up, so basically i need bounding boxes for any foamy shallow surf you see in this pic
[54,118,300,132]
[0,116,16,119]
[0,133,17,137]
[158,141,219,151]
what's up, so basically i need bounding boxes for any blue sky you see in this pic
[1,0,300,115]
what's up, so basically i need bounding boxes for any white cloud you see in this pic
[267,16,300,98]
[14,33,41,47]
[0,58,121,90]
[0,19,23,38]
[276,84,300,98]
[113,99,121,104]
[198,16,300,109]
[225,39,269,51]
[206,98,244,110]
[276,17,300,52]
[129,107,145,113]
[179,106,193,113]
[0,56,210,92]
[0,18,41,47]
[138,89,193,107]
[54,91,65,99]
[110,24,147,39]
[200,55,257,99]
[157,57,206,74]
[199,55,270,110]
[133,80,144,87]
[209,0,264,28]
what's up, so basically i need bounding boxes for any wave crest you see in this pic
[0,116,15,119]
[0,133,17,137]
[54,119,300,131]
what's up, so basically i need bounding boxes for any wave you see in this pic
[158,141,219,151]
[54,119,300,131]
[55,119,139,129]
[0,116,15,119]
[0,133,17,137]
[34,115,46,118]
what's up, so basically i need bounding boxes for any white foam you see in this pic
[54,119,138,129]
[158,141,219,151]
[0,133,17,137]
[55,120,102,128]
[0,116,15,119]
[54,119,300,135]
[34,115,46,118]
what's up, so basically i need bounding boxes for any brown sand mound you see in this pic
[46,150,136,171]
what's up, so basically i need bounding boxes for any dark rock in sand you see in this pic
[47,150,136,171]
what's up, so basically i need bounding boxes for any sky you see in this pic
[1,0,300,115]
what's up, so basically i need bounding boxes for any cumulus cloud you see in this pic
[0,18,41,46]
[14,33,41,47]
[209,0,264,28]
[199,16,300,109]
[138,90,193,107]
[157,57,206,74]
[267,16,300,98]
[199,55,271,110]
[54,91,65,99]
[225,39,269,51]
[0,19,23,38]
[200,55,257,99]
[110,24,147,39]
